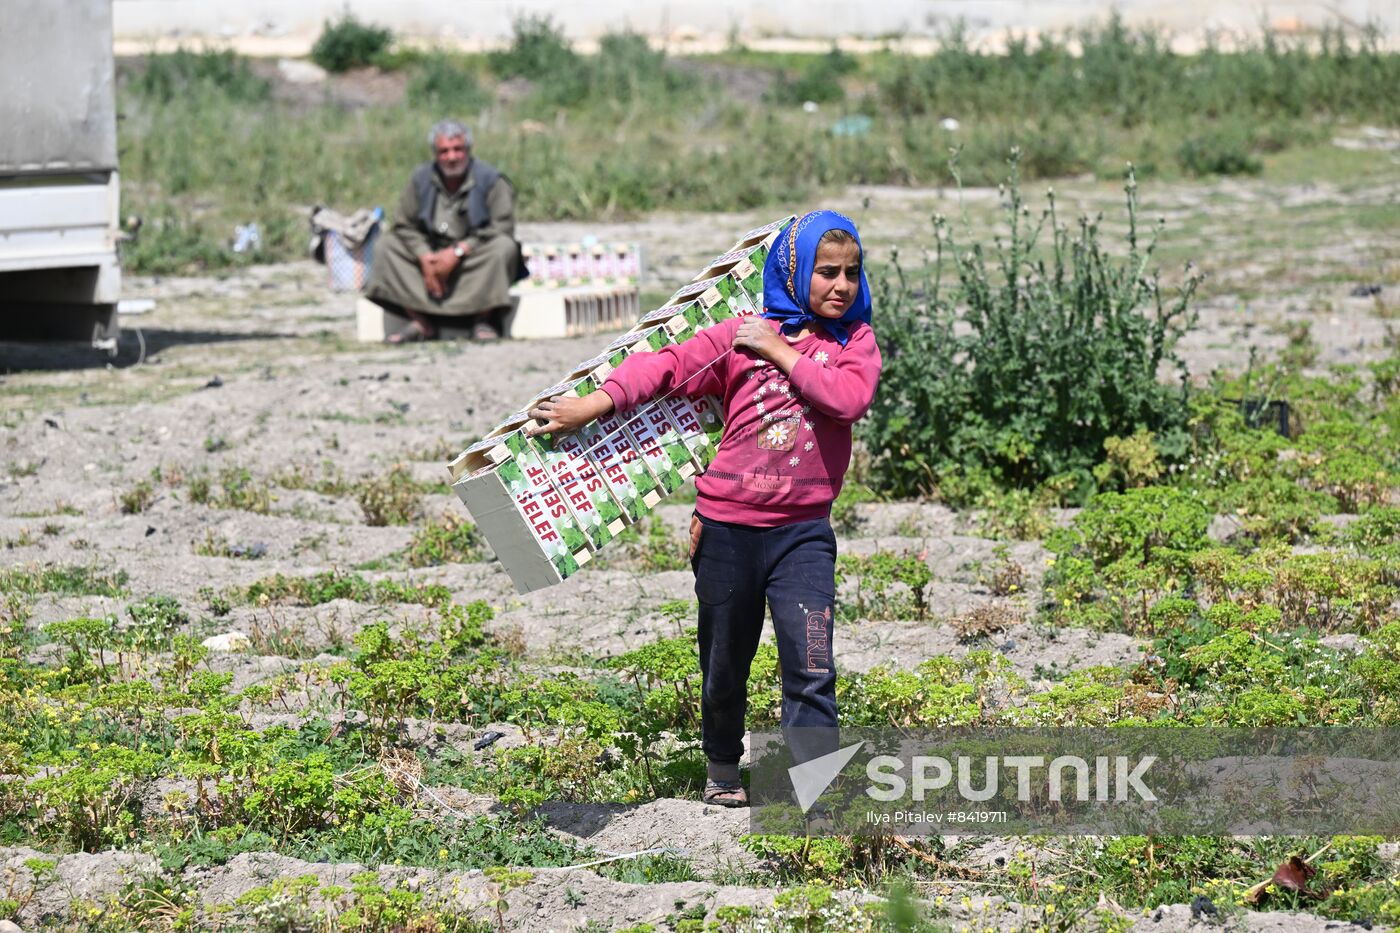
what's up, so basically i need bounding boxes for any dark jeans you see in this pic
[691,511,839,768]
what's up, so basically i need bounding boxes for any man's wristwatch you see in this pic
[452,242,466,259]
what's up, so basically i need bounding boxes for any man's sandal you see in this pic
[702,779,748,808]
[386,323,434,345]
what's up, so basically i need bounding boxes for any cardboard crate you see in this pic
[594,327,693,493]
[531,356,653,523]
[448,215,798,593]
[590,345,708,475]
[529,375,631,542]
[520,242,642,289]
[449,428,593,592]
[666,261,766,320]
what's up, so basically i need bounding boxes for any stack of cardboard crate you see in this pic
[447,217,793,593]
[506,241,644,339]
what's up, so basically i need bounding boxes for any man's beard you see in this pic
[439,161,468,180]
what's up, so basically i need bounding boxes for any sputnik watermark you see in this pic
[866,754,1157,803]
[787,747,1156,814]
[788,742,865,812]
[749,727,1400,836]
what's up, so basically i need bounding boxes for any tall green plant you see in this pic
[310,14,394,73]
[861,151,1203,503]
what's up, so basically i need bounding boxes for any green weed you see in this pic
[310,14,394,73]
[836,550,933,620]
[1177,126,1264,176]
[405,511,483,566]
[118,479,155,515]
[406,53,490,111]
[0,564,129,598]
[861,156,1201,503]
[241,571,452,608]
[128,47,269,102]
[355,465,423,526]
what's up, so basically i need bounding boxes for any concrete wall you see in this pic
[111,1,1400,54]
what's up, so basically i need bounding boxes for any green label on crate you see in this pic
[574,423,646,524]
[662,397,716,469]
[596,411,661,502]
[498,458,581,578]
[621,405,686,494]
[503,432,591,555]
[530,434,617,550]
[697,270,763,320]
[692,395,726,450]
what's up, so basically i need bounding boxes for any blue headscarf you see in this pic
[761,210,872,346]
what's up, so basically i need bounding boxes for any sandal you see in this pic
[702,779,748,808]
[471,318,500,341]
[386,322,434,345]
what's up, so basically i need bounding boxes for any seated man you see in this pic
[364,119,522,342]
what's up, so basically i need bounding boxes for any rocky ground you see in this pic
[0,162,1397,930]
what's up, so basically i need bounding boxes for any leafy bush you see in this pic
[1092,429,1165,490]
[861,156,1202,503]
[1189,546,1396,631]
[1344,507,1400,552]
[1045,486,1212,631]
[592,30,693,102]
[1177,126,1263,176]
[27,746,160,849]
[1066,486,1212,568]
[488,14,587,105]
[126,595,188,651]
[310,14,394,73]
[839,653,1018,726]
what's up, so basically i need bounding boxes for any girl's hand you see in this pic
[526,389,614,436]
[733,318,801,372]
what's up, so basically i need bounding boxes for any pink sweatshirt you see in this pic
[601,316,882,527]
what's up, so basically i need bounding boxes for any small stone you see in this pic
[201,632,251,652]
[0,920,27,933]
[473,730,507,751]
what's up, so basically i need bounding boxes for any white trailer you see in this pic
[0,0,122,346]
